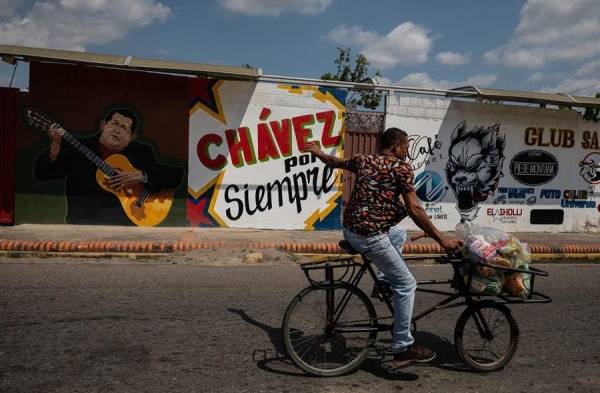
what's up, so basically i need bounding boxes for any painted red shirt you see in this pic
[343,154,415,236]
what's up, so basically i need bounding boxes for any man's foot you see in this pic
[391,345,436,369]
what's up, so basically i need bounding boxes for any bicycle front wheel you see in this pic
[282,283,377,377]
[454,301,519,371]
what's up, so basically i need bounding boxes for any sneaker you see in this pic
[391,344,436,369]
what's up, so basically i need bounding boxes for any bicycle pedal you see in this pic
[370,289,385,300]
[371,282,392,301]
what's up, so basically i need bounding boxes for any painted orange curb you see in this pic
[2,238,600,258]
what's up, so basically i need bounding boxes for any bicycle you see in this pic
[281,237,551,377]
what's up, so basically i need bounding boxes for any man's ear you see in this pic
[130,132,137,141]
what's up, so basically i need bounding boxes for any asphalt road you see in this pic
[1,257,599,393]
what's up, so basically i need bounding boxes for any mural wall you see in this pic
[11,62,599,232]
[188,80,346,229]
[16,62,188,226]
[386,96,600,232]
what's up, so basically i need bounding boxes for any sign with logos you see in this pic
[579,152,600,185]
[414,170,447,202]
[510,150,559,186]
[385,96,600,232]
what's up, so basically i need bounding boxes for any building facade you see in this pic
[1,55,599,232]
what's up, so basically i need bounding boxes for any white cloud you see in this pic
[373,76,391,85]
[0,0,23,17]
[463,74,498,87]
[326,22,433,69]
[436,51,470,65]
[0,0,171,51]
[394,73,438,88]
[395,72,497,89]
[218,0,331,16]
[527,72,545,83]
[576,59,600,77]
[483,0,600,68]
[541,77,600,97]
[326,25,378,47]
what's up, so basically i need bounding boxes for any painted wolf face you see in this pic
[445,122,505,221]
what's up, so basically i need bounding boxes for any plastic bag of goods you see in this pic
[468,273,503,295]
[457,248,504,295]
[459,260,503,295]
[455,220,509,244]
[464,235,499,263]
[456,223,513,295]
[498,236,532,298]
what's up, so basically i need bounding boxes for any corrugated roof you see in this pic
[0,44,261,80]
[2,45,598,109]
[260,76,600,109]
[449,86,600,108]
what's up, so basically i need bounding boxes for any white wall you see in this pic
[386,95,600,232]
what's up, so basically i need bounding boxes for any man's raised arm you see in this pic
[302,141,347,169]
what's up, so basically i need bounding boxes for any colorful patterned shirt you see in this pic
[343,154,415,236]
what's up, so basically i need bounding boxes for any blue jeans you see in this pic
[343,224,416,353]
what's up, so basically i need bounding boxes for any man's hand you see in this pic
[47,123,65,162]
[301,141,346,169]
[108,170,144,191]
[48,123,65,142]
[302,141,321,156]
[438,237,463,253]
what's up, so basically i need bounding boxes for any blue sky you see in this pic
[1,0,599,96]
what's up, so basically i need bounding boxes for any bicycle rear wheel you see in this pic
[454,301,519,371]
[282,283,377,377]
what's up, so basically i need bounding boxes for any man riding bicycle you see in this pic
[303,127,461,369]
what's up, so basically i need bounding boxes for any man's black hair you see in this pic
[380,127,408,149]
[103,108,139,134]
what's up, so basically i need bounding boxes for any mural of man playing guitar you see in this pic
[33,107,184,226]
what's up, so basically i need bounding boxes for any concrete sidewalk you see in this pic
[1,224,600,258]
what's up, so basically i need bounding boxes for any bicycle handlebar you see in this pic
[410,232,465,258]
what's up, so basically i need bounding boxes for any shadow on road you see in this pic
[227,308,286,355]
[227,308,306,377]
[227,307,473,380]
[412,331,471,372]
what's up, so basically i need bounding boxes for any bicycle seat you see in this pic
[338,240,359,255]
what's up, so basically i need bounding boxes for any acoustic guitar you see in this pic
[24,108,174,227]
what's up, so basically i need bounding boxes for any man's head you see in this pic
[381,127,409,160]
[98,108,138,152]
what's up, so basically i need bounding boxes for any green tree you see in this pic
[321,48,383,110]
[583,93,600,122]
